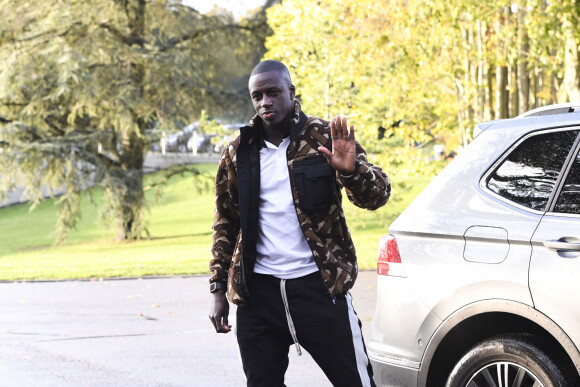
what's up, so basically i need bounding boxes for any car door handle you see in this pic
[543,239,580,251]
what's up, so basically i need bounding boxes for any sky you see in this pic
[182,0,267,18]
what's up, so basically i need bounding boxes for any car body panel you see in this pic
[530,212,580,367]
[387,127,538,313]
[369,275,440,362]
[369,273,442,387]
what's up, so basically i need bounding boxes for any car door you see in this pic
[530,132,580,348]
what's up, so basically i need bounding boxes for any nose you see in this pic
[261,95,272,107]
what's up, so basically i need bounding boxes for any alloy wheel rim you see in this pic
[467,361,545,387]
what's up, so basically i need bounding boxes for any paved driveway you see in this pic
[0,271,377,386]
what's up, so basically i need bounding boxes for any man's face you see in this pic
[248,70,295,129]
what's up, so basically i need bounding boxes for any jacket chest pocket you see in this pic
[293,157,336,211]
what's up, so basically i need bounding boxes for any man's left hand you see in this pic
[318,115,356,175]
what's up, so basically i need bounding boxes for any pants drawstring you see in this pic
[280,279,302,356]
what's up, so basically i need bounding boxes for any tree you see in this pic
[555,0,580,101]
[0,0,268,242]
[264,0,462,172]
[263,0,580,176]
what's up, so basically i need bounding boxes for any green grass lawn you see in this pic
[0,163,430,281]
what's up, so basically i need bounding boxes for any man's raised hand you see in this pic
[318,115,356,175]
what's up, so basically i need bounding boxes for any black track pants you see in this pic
[236,272,376,387]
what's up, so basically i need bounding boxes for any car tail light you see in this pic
[377,234,407,277]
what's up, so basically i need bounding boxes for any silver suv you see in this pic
[369,103,580,387]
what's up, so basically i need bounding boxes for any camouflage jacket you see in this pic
[209,101,391,305]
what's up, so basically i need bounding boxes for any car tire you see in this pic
[445,333,577,387]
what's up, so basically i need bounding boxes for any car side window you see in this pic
[554,149,580,214]
[487,130,579,211]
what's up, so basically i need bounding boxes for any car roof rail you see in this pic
[517,102,580,118]
[472,119,503,138]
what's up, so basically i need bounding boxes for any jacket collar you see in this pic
[244,100,304,147]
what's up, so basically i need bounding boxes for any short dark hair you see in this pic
[250,60,291,78]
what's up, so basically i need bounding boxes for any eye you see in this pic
[270,90,280,97]
[252,93,262,101]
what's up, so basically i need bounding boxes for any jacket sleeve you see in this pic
[209,145,240,284]
[338,141,391,210]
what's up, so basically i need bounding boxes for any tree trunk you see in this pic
[550,60,559,104]
[498,65,509,118]
[487,64,496,119]
[477,20,488,121]
[511,62,519,117]
[462,24,475,123]
[116,132,145,241]
[518,4,530,113]
[533,66,541,108]
[115,0,147,241]
[496,6,510,119]
[561,8,580,102]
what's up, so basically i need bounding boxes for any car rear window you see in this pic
[487,130,579,211]
[554,149,580,214]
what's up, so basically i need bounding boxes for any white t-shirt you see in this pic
[253,137,319,279]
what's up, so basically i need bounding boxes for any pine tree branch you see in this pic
[1,101,27,107]
[75,146,121,170]
[143,165,202,192]
[43,118,66,134]
[98,23,134,46]
[13,22,82,43]
[159,22,265,52]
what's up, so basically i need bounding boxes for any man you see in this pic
[208,60,390,387]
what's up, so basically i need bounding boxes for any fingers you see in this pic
[209,294,232,333]
[216,323,232,333]
[332,115,354,142]
[209,314,218,331]
[333,115,344,139]
[209,315,232,333]
[330,119,338,140]
[340,116,348,139]
[317,145,331,158]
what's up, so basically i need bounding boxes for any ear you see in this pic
[289,84,295,99]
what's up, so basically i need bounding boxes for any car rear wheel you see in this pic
[445,334,577,387]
